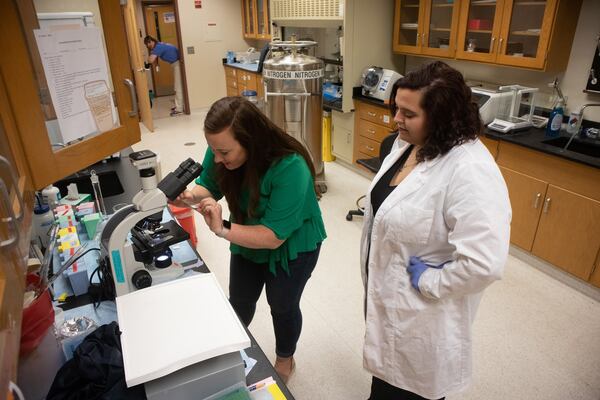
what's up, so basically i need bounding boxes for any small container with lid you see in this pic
[241,89,258,104]
[32,203,54,248]
[241,89,264,112]
[42,184,61,208]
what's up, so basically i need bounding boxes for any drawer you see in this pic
[226,76,238,89]
[224,66,237,78]
[226,86,238,97]
[238,72,258,91]
[358,119,393,143]
[358,102,394,129]
[358,151,375,161]
[357,136,380,158]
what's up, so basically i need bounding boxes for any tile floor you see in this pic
[133,109,600,400]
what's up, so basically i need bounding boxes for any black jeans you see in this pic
[369,377,445,400]
[228,243,321,358]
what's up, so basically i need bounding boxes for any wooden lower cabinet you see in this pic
[223,66,263,100]
[481,136,499,159]
[497,141,600,286]
[531,185,600,281]
[353,100,395,168]
[589,253,600,288]
[500,166,547,252]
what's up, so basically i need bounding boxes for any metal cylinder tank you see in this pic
[263,39,326,192]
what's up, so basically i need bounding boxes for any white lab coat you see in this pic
[360,138,511,399]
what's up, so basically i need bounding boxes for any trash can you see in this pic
[168,204,198,247]
[322,110,335,162]
[21,274,55,356]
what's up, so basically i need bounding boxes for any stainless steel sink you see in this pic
[541,137,600,158]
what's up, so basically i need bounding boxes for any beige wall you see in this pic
[176,0,251,109]
[405,0,600,122]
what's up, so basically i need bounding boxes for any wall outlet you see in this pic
[187,46,195,54]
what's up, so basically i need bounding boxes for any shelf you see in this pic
[467,29,493,34]
[511,30,541,36]
[430,28,451,32]
[400,26,419,30]
[321,58,343,66]
[432,3,454,7]
[402,4,420,8]
[514,1,546,5]
[470,1,497,6]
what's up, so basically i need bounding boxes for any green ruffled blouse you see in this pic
[195,148,326,275]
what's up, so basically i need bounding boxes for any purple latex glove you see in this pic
[407,256,449,292]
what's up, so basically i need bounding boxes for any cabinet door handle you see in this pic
[490,37,496,52]
[123,78,138,117]
[542,197,551,214]
[533,192,542,209]
[422,32,427,46]
[367,111,377,117]
[0,156,24,221]
[0,179,18,249]
[365,145,374,151]
[498,37,503,53]
[367,128,376,134]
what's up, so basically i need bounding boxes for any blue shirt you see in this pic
[151,42,179,63]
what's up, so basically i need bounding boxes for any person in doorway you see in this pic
[360,61,511,400]
[172,96,326,383]
[144,35,183,116]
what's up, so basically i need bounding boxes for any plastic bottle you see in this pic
[566,110,582,136]
[41,184,61,208]
[545,100,564,138]
[32,204,54,249]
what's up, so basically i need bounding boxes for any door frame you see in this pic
[141,0,190,114]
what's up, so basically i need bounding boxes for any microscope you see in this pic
[100,150,202,297]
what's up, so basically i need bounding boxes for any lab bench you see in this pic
[19,153,295,399]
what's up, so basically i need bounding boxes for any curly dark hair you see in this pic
[204,96,317,223]
[389,61,482,162]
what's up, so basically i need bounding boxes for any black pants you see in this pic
[228,244,321,358]
[369,377,445,400]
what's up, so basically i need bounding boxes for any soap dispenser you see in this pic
[545,100,564,138]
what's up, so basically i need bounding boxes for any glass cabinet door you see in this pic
[1,0,140,190]
[242,0,256,38]
[456,0,506,62]
[393,0,424,54]
[421,0,461,57]
[495,0,557,68]
[256,0,271,39]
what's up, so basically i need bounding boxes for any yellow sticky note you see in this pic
[267,383,287,400]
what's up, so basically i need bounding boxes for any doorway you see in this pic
[142,1,189,118]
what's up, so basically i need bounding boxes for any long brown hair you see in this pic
[204,96,317,223]
[389,61,482,162]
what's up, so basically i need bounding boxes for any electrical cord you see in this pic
[89,255,116,308]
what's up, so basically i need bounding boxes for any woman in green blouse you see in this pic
[174,96,326,383]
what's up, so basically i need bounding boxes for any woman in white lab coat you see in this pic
[361,61,511,400]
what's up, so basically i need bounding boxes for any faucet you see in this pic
[563,103,600,152]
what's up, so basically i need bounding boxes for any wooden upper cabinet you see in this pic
[394,0,582,71]
[393,0,461,58]
[0,0,141,191]
[455,0,582,71]
[242,0,271,40]
[255,0,271,40]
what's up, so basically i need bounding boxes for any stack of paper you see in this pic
[116,273,250,387]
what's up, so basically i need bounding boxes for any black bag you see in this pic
[47,322,145,400]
